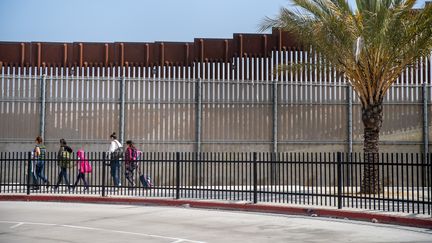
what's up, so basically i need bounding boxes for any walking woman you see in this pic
[72,149,92,191]
[108,132,122,187]
[54,138,73,190]
[124,140,138,187]
[32,136,49,189]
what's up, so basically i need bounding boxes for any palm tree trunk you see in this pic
[360,103,383,194]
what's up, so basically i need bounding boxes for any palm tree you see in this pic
[261,0,432,194]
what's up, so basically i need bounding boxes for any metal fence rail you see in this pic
[0,66,431,153]
[0,152,430,215]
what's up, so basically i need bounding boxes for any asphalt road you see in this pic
[0,201,431,243]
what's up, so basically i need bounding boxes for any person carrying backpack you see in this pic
[124,140,139,187]
[31,136,49,190]
[54,138,73,190]
[72,149,92,191]
[108,132,122,187]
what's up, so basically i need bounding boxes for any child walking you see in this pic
[124,140,138,187]
[72,149,92,191]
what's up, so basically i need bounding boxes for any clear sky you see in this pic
[0,0,429,43]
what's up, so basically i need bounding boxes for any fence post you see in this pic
[272,80,278,154]
[253,152,258,204]
[193,79,202,186]
[195,78,202,154]
[429,153,431,217]
[423,83,429,159]
[337,152,343,209]
[271,81,278,185]
[347,85,353,186]
[347,85,353,155]
[102,152,106,197]
[0,153,2,193]
[119,76,126,144]
[271,152,278,185]
[176,152,181,200]
[27,152,32,195]
[39,75,46,139]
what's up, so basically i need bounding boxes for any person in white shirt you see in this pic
[108,132,122,187]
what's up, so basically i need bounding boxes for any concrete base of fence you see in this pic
[1,194,431,229]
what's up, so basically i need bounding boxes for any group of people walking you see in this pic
[107,132,141,187]
[30,132,141,191]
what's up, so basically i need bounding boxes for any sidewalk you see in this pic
[1,193,431,229]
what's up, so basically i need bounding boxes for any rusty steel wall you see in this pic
[0,29,299,71]
[1,28,430,84]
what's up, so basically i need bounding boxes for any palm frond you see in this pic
[260,0,432,108]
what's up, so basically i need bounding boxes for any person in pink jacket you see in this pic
[72,149,92,191]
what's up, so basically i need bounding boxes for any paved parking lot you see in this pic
[0,201,431,243]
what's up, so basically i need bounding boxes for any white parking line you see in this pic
[171,240,186,243]
[61,224,205,243]
[10,222,23,229]
[0,221,205,243]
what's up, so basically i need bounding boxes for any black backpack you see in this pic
[111,143,124,160]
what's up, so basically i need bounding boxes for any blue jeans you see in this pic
[110,160,120,186]
[31,171,38,186]
[36,160,48,183]
[55,167,70,187]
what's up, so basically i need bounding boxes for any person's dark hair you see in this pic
[110,132,117,140]
[60,138,67,146]
[126,140,135,148]
[35,136,43,144]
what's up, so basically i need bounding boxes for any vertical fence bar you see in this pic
[423,83,429,158]
[40,75,46,139]
[196,78,202,153]
[119,76,126,144]
[272,80,278,185]
[347,85,353,187]
[429,153,431,216]
[26,152,31,195]
[176,152,181,199]
[17,152,21,193]
[6,152,10,193]
[347,85,353,154]
[337,152,342,209]
[102,152,106,197]
[253,152,258,204]
[0,153,2,193]
[272,80,278,154]
[194,79,202,186]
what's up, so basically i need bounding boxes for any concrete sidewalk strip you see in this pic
[1,194,431,229]
[1,185,429,216]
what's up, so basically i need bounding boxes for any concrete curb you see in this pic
[1,194,431,229]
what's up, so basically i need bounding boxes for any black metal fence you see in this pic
[0,152,431,216]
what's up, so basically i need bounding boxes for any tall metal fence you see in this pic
[0,51,431,153]
[0,151,430,215]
